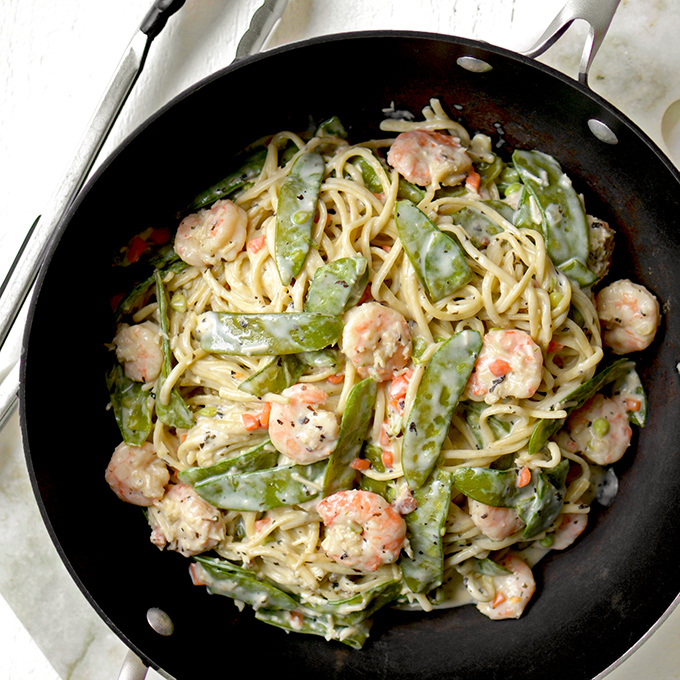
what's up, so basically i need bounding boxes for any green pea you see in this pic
[549,290,563,309]
[592,417,610,437]
[539,534,555,548]
[170,291,187,313]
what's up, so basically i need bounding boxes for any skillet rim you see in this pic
[19,28,680,679]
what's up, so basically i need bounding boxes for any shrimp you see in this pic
[596,279,660,354]
[386,129,473,187]
[476,554,536,620]
[113,321,163,383]
[556,393,632,466]
[341,302,412,382]
[468,499,524,542]
[317,489,407,572]
[465,329,543,404]
[147,483,225,557]
[268,383,339,464]
[548,513,588,550]
[105,441,169,506]
[174,198,248,267]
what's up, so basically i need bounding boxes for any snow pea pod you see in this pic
[238,355,304,397]
[178,438,277,485]
[315,115,348,139]
[511,150,590,272]
[184,146,267,213]
[402,330,482,489]
[399,468,453,593]
[154,271,193,429]
[305,579,401,625]
[353,156,384,193]
[358,443,390,498]
[105,362,153,446]
[397,178,425,204]
[323,378,378,496]
[528,357,632,455]
[612,361,647,427]
[304,256,369,316]
[395,199,472,302]
[453,461,569,539]
[192,459,327,511]
[192,556,297,610]
[255,608,371,650]
[275,152,325,285]
[458,401,511,449]
[452,200,514,249]
[194,311,342,356]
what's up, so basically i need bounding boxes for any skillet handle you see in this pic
[521,0,621,86]
[117,650,149,680]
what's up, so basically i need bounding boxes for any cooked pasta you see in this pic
[105,99,660,647]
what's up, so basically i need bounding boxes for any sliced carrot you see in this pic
[290,611,304,626]
[258,401,272,428]
[465,169,481,193]
[548,339,564,353]
[242,413,261,431]
[247,234,266,254]
[149,227,172,244]
[380,424,391,447]
[624,398,642,412]
[517,466,532,488]
[358,283,372,305]
[255,517,272,533]
[350,458,371,471]
[110,292,125,311]
[381,449,394,468]
[489,358,511,377]
[327,373,345,385]
[127,235,148,263]
[491,591,507,609]
[389,370,413,400]
[180,432,188,443]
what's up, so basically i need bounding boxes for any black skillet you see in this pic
[20,8,680,680]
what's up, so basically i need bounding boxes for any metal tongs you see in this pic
[0,0,290,432]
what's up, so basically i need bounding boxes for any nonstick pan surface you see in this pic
[21,32,680,680]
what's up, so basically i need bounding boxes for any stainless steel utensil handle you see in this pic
[117,650,149,680]
[0,1,185,355]
[521,0,621,86]
[235,0,291,59]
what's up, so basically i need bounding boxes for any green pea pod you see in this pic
[452,200,514,249]
[194,311,343,356]
[179,438,277,485]
[192,460,327,511]
[304,256,369,316]
[402,330,482,489]
[514,461,568,538]
[511,150,589,268]
[306,579,401,626]
[154,271,194,429]
[395,200,472,302]
[400,468,453,593]
[275,152,325,285]
[323,378,378,496]
[557,257,598,288]
[397,178,425,204]
[296,348,341,369]
[472,557,512,576]
[459,401,511,449]
[315,116,348,139]
[475,154,505,187]
[453,461,569,539]
[528,357,632,455]
[193,556,297,610]
[452,466,516,507]
[185,147,268,213]
[611,361,647,427]
[105,362,153,446]
[255,608,371,649]
[115,251,187,322]
[352,156,385,193]
[238,355,304,397]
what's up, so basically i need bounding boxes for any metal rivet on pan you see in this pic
[587,119,619,145]
[147,608,174,636]
[456,56,493,73]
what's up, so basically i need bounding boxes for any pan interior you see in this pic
[21,32,680,680]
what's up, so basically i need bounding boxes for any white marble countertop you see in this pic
[1,1,680,678]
